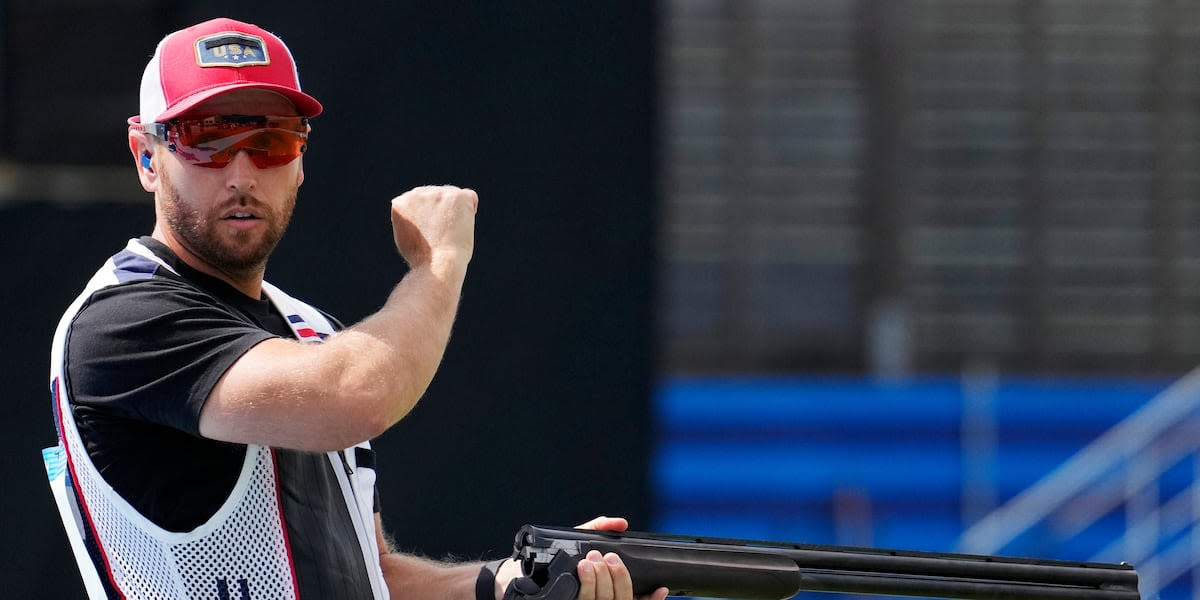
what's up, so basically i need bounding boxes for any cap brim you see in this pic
[150,82,323,122]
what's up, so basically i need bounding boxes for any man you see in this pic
[44,17,668,600]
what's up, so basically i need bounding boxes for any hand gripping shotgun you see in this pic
[504,525,1141,600]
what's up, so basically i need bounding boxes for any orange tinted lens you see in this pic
[169,116,308,168]
[206,130,308,168]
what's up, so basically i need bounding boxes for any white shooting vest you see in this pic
[42,238,388,600]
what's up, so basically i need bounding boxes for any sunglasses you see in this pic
[135,115,310,169]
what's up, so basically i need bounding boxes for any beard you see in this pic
[158,168,296,280]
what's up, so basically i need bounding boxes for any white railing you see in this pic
[956,368,1200,600]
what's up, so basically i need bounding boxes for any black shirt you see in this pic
[64,237,376,597]
[67,237,285,529]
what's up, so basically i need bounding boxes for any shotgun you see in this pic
[504,525,1140,600]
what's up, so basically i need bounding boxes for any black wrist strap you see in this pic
[476,558,508,600]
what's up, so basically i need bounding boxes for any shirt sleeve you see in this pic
[65,277,279,436]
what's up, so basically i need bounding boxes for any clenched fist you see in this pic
[390,185,477,273]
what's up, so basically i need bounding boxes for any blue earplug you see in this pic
[141,153,152,170]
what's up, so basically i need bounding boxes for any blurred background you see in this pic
[3,0,1199,598]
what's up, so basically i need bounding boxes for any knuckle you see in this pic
[578,559,596,582]
[606,558,626,575]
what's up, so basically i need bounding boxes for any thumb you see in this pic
[575,516,629,532]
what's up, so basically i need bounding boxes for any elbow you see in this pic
[334,368,423,443]
[309,337,431,449]
[357,398,398,442]
[299,396,393,453]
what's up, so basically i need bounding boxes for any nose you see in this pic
[223,151,259,193]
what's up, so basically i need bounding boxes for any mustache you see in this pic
[216,194,271,216]
[226,193,264,208]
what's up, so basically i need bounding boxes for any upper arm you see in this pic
[76,257,463,453]
[199,335,389,451]
[67,281,276,434]
[69,279,388,451]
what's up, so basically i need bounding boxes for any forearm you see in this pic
[295,190,474,439]
[379,551,482,600]
[328,255,468,429]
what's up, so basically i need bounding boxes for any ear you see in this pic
[295,157,305,188]
[128,132,159,193]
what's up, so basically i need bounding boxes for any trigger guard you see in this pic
[503,552,583,600]
[502,573,581,600]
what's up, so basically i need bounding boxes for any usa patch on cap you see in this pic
[194,32,270,67]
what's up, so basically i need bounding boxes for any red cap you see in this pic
[133,18,323,125]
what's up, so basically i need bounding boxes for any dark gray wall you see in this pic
[2,3,656,597]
